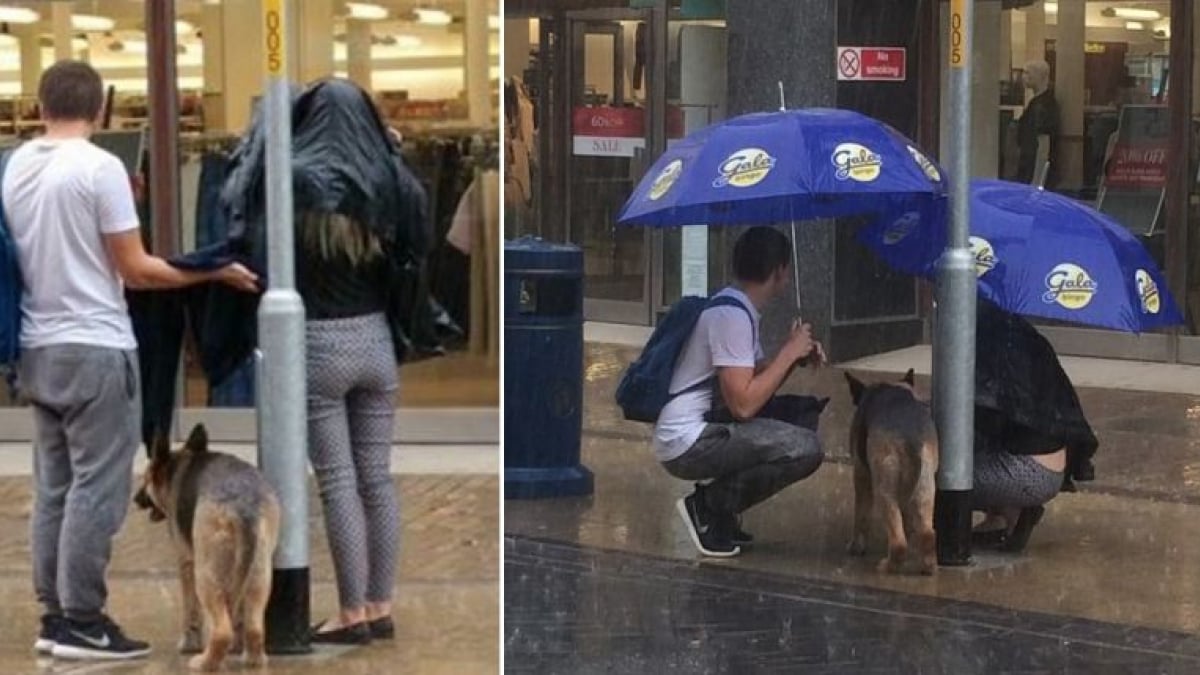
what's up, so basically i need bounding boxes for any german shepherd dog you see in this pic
[845,370,939,575]
[134,424,281,671]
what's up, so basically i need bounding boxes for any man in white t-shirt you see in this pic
[7,61,257,661]
[657,227,826,557]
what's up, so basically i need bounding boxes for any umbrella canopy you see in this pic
[617,108,946,227]
[859,178,1183,333]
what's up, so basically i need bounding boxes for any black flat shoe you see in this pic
[310,621,371,645]
[368,617,395,640]
[971,528,1008,548]
[1001,505,1045,553]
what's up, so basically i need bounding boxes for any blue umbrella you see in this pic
[858,178,1184,333]
[616,108,946,227]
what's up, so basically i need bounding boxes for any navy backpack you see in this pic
[615,293,752,423]
[0,151,20,372]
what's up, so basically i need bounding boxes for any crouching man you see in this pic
[656,227,826,557]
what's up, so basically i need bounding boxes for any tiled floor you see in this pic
[0,474,498,675]
[505,341,1200,671]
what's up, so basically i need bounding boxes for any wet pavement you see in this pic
[0,473,498,675]
[505,342,1200,671]
[506,536,1200,674]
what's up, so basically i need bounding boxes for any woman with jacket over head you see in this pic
[221,77,435,645]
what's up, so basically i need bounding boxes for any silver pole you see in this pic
[934,0,975,564]
[258,0,310,651]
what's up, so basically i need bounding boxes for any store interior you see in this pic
[0,0,500,413]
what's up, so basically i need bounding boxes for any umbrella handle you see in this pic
[790,221,803,317]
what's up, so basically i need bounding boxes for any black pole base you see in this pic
[934,489,973,567]
[265,566,312,655]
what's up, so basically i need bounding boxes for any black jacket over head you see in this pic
[974,300,1098,490]
[129,77,442,451]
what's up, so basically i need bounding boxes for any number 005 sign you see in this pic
[264,0,285,76]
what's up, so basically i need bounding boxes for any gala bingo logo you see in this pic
[969,236,997,277]
[713,148,776,188]
[883,212,919,245]
[648,159,683,201]
[831,142,883,182]
[1135,269,1161,314]
[1043,263,1098,310]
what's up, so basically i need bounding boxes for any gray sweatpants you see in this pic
[17,345,140,622]
[306,313,400,610]
[662,419,824,515]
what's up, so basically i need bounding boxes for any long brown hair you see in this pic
[297,211,383,266]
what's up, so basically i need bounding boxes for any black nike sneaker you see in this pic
[51,615,151,661]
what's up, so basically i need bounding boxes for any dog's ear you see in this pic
[902,368,915,386]
[186,424,209,454]
[150,433,171,464]
[844,372,865,405]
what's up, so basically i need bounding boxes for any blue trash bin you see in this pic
[504,237,593,499]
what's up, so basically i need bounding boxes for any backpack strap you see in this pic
[668,291,757,398]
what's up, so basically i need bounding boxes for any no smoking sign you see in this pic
[837,46,907,82]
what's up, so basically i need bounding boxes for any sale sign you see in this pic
[1105,144,1168,189]
[571,106,685,157]
[837,47,907,82]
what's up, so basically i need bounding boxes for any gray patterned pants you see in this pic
[306,313,400,609]
[973,448,1063,510]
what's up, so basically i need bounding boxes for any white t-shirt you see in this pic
[4,138,140,350]
[653,287,763,462]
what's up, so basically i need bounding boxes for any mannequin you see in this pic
[1017,60,1060,189]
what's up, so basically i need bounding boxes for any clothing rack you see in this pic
[179,133,240,158]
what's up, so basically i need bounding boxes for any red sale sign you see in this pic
[571,106,685,157]
[1105,144,1168,189]
[837,47,907,82]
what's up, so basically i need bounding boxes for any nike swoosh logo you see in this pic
[70,631,111,649]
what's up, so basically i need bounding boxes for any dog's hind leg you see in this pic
[847,460,872,556]
[871,444,907,573]
[242,504,280,669]
[189,509,237,672]
[911,441,939,576]
[178,557,203,654]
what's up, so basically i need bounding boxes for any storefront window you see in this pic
[0,0,499,426]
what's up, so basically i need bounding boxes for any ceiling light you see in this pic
[176,20,194,35]
[122,40,147,55]
[413,8,452,26]
[1126,21,1145,31]
[489,14,500,30]
[346,2,388,20]
[0,6,39,24]
[1044,2,1057,15]
[395,34,422,49]
[72,14,115,32]
[1102,7,1162,21]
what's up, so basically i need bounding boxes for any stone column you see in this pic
[727,0,836,355]
[51,2,72,62]
[218,0,264,134]
[1056,0,1086,188]
[296,0,333,83]
[16,26,40,93]
[505,19,531,79]
[465,0,491,126]
[346,18,372,92]
[999,9,1013,83]
[200,2,225,131]
[973,0,1001,178]
[1024,0,1046,73]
